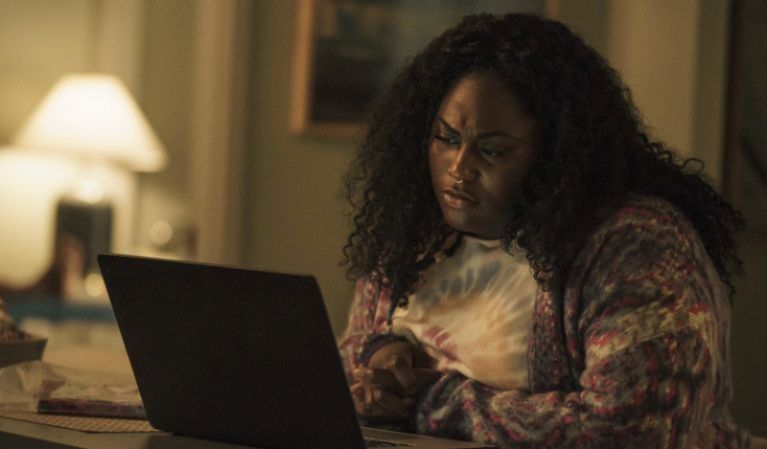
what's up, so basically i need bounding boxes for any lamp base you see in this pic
[53,196,112,301]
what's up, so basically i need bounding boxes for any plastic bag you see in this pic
[0,360,142,417]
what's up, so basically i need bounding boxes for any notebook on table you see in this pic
[98,254,493,449]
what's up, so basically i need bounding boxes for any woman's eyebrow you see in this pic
[477,130,514,140]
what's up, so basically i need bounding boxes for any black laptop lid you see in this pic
[98,254,365,449]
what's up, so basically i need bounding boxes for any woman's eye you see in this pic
[481,148,506,158]
[434,134,460,147]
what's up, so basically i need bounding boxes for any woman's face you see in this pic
[428,71,541,239]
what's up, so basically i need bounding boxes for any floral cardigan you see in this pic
[338,196,750,449]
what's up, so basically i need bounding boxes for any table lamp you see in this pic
[12,73,166,300]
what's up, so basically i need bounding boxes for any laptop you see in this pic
[98,254,493,449]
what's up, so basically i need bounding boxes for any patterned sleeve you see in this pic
[337,277,408,381]
[411,204,741,448]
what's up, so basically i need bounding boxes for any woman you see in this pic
[338,13,749,449]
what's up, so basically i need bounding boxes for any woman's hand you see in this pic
[350,341,439,422]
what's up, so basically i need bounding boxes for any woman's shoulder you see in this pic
[608,194,689,225]
[565,195,724,315]
[576,194,704,269]
[596,194,697,240]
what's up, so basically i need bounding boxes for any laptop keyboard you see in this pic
[364,438,413,447]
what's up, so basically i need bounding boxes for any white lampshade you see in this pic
[13,73,166,172]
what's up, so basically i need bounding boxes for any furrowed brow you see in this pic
[437,117,459,134]
[438,117,515,141]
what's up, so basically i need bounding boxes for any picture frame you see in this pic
[290,0,558,136]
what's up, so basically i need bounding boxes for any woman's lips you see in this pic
[442,187,478,208]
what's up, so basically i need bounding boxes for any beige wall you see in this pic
[133,0,197,254]
[693,0,729,189]
[606,1,700,158]
[244,1,356,335]
[0,0,92,143]
[560,0,728,188]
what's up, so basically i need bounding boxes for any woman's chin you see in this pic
[442,216,501,240]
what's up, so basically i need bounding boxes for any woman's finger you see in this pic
[413,367,441,388]
[388,356,417,395]
[373,387,415,415]
[350,382,414,419]
[350,382,365,411]
[354,367,407,396]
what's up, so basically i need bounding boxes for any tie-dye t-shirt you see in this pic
[392,236,536,390]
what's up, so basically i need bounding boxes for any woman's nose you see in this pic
[447,145,478,183]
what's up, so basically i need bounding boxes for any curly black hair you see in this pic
[342,13,745,317]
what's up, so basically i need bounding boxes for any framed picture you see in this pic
[290,0,557,135]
